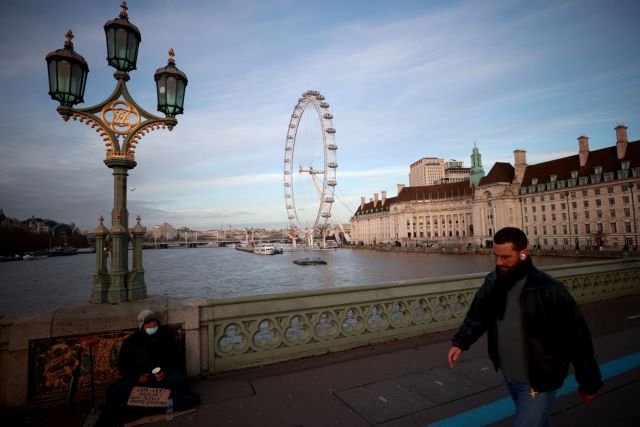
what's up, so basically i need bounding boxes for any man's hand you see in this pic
[448,346,462,368]
[138,373,150,384]
[579,390,595,403]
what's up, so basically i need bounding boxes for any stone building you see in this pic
[351,125,640,249]
[409,157,471,186]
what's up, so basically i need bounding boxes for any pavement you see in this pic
[5,293,640,427]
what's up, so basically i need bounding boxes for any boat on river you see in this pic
[22,251,48,261]
[235,242,280,255]
[292,258,327,265]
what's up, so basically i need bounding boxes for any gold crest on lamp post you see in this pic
[45,1,188,303]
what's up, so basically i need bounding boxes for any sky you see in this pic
[1,0,639,232]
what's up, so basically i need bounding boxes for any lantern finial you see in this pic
[168,48,176,65]
[120,1,129,18]
[64,30,74,49]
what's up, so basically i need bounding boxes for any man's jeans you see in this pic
[503,374,556,427]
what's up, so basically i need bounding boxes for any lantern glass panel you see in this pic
[106,28,116,59]
[48,61,57,93]
[57,61,71,96]
[116,29,127,60]
[70,63,83,96]
[176,80,185,109]
[127,33,138,63]
[167,77,177,108]
[157,78,167,106]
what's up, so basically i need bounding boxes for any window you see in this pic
[532,206,537,213]
[552,213,556,221]
[608,186,614,194]
[582,190,588,197]
[625,222,632,233]
[552,225,557,234]
[573,212,578,220]
[609,198,615,205]
[542,205,546,212]
[583,201,589,209]
[584,211,590,220]
[550,194,555,200]
[624,208,631,217]
[595,199,602,207]
[541,195,545,201]
[562,224,567,234]
[561,203,566,210]
[611,223,617,233]
[524,206,528,213]
[571,171,578,179]
[594,188,601,195]
[543,226,547,234]
[610,209,616,218]
[585,224,591,234]
[562,213,567,220]
[551,204,556,211]
[572,202,577,209]
[594,166,603,175]
[550,174,557,182]
[542,214,547,222]
[597,223,603,232]
[623,196,630,204]
[597,210,603,219]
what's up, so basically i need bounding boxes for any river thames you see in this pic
[0,247,596,317]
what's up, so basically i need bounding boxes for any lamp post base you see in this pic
[127,270,147,300]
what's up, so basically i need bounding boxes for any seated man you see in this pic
[97,309,199,426]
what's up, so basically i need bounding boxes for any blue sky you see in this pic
[1,0,639,231]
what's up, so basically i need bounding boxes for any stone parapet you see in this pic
[203,258,640,374]
[1,259,638,408]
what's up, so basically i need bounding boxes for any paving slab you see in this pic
[336,380,435,424]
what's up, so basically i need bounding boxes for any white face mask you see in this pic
[145,326,158,335]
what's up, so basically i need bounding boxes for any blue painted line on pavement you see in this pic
[426,352,640,427]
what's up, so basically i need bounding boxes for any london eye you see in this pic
[283,90,338,242]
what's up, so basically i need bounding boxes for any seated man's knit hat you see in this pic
[137,309,159,330]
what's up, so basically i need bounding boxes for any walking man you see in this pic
[447,227,602,426]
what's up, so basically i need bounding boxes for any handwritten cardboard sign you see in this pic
[127,386,171,407]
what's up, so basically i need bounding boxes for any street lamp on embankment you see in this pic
[45,1,188,304]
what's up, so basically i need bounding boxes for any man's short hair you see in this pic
[493,227,528,251]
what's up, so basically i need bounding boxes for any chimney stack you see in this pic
[373,193,379,207]
[615,125,628,160]
[513,150,527,185]
[360,196,365,210]
[578,135,589,167]
[381,191,387,204]
[397,183,405,195]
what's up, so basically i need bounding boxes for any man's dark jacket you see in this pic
[452,265,602,394]
[118,327,179,382]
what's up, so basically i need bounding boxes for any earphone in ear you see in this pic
[520,253,526,261]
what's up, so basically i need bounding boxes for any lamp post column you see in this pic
[129,215,146,300]
[106,158,135,303]
[91,216,110,303]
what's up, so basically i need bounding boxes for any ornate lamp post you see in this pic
[45,2,188,304]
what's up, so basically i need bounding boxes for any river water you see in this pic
[0,248,593,317]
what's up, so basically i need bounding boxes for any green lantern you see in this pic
[154,49,188,117]
[45,30,89,107]
[104,1,141,72]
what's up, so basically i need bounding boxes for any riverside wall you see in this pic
[1,258,638,408]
